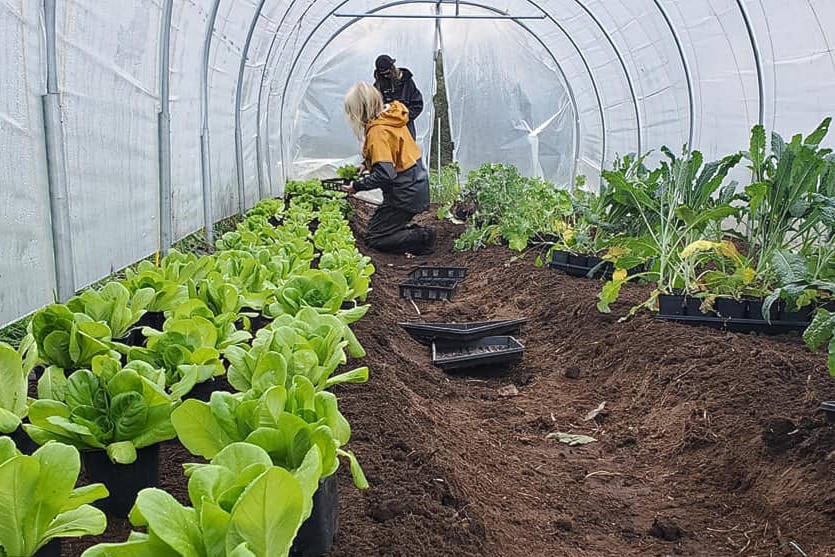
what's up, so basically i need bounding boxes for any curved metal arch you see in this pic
[572,0,641,156]
[253,0,312,195]
[260,0,611,184]
[234,0,267,211]
[199,0,221,245]
[651,0,695,150]
[734,0,765,126]
[282,0,583,185]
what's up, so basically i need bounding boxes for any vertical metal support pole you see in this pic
[42,0,75,301]
[437,116,441,177]
[236,0,267,210]
[158,0,174,254]
[200,0,221,246]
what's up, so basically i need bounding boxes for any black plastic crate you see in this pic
[408,266,469,281]
[399,278,458,301]
[399,318,527,345]
[432,336,525,371]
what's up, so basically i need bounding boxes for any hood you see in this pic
[366,101,409,130]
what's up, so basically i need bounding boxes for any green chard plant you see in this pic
[596,147,741,313]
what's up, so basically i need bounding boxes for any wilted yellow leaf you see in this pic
[613,268,627,281]
[606,246,627,258]
[740,267,756,284]
[563,228,575,243]
[680,240,721,258]
[718,240,740,259]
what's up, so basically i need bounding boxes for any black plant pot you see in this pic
[82,444,160,518]
[658,294,684,316]
[550,250,570,265]
[715,298,746,319]
[683,297,705,316]
[745,298,780,322]
[780,305,814,323]
[184,379,220,402]
[567,253,588,267]
[137,311,166,331]
[8,425,38,455]
[820,401,835,425]
[291,474,339,557]
[34,540,60,557]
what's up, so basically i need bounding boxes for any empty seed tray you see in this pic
[408,266,469,281]
[399,318,528,345]
[399,277,459,301]
[432,336,525,371]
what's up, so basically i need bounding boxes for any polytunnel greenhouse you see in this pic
[2,0,835,555]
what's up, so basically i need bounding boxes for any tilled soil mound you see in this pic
[330,200,835,557]
[66,200,835,556]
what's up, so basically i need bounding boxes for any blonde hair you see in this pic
[344,82,383,139]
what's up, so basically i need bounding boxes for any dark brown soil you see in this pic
[63,200,835,556]
[329,200,835,557]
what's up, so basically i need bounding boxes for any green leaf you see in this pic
[227,467,306,557]
[131,489,203,557]
[107,441,138,464]
[323,366,369,390]
[803,309,835,351]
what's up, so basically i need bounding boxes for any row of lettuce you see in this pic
[447,118,835,374]
[0,182,374,556]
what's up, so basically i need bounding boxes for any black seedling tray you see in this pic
[408,266,469,280]
[399,278,458,301]
[820,401,835,425]
[432,336,525,371]
[320,178,347,191]
[399,318,528,345]
[399,267,468,301]
[656,294,811,334]
[549,250,641,279]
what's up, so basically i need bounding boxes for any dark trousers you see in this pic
[366,205,427,253]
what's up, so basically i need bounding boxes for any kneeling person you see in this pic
[343,81,435,254]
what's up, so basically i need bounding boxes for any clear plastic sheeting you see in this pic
[441,4,576,185]
[282,3,437,181]
[0,1,55,327]
[3,0,835,327]
[56,0,161,289]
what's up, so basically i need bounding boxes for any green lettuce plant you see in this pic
[67,282,155,339]
[0,438,108,556]
[128,315,228,399]
[0,341,30,434]
[224,308,368,394]
[82,442,322,557]
[24,356,176,464]
[30,305,118,372]
[171,384,367,488]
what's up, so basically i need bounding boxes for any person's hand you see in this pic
[342,181,356,195]
[358,163,366,174]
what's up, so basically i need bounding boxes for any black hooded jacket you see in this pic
[373,68,423,139]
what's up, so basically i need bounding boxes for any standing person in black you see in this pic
[373,55,423,140]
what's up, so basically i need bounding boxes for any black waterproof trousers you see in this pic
[366,205,432,253]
